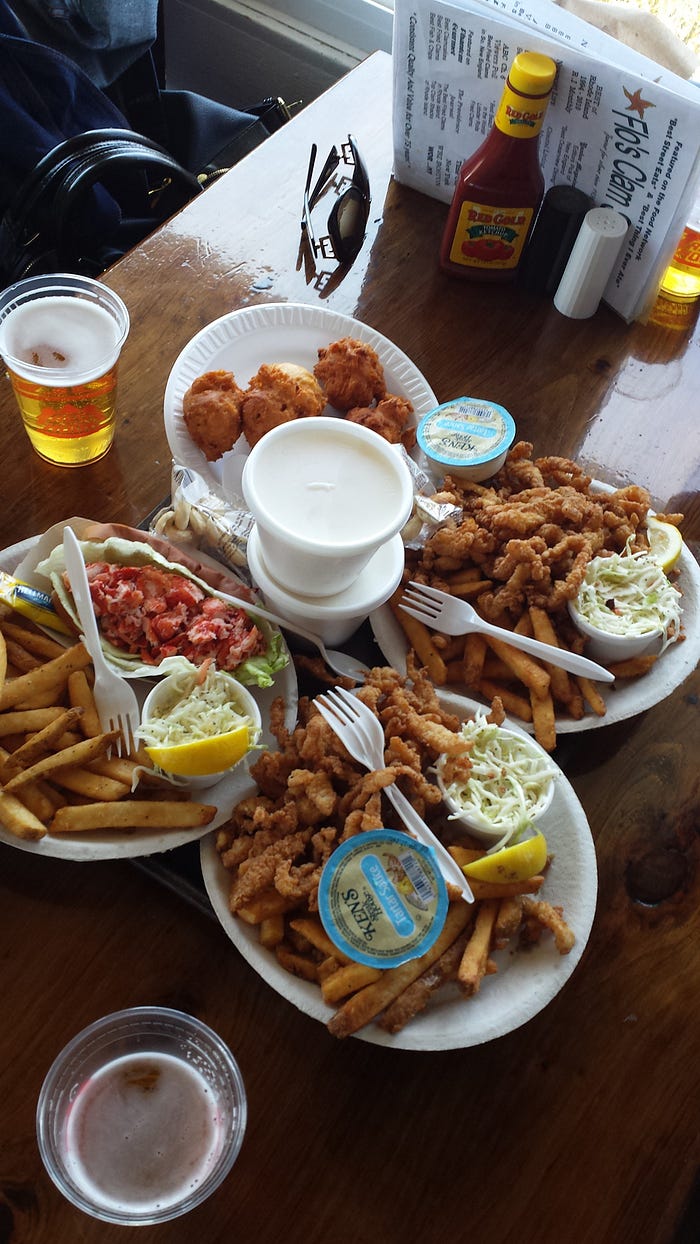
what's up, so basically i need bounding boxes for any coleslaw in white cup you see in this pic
[568,544,682,664]
[436,711,558,850]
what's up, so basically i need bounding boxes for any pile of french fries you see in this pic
[387,578,658,752]
[232,846,574,1039]
[0,611,217,841]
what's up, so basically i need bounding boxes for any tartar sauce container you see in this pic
[416,397,516,482]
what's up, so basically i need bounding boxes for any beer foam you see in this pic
[64,1052,224,1214]
[0,296,121,382]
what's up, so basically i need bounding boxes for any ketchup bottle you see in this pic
[440,51,557,282]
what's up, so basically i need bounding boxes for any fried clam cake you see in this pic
[182,370,245,461]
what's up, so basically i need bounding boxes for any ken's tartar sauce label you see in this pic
[318,830,448,968]
[417,398,515,468]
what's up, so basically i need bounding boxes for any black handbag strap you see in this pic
[52,139,202,252]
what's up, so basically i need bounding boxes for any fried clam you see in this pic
[346,393,414,444]
[242,362,326,447]
[182,369,245,461]
[314,336,387,410]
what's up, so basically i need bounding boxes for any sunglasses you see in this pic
[301,134,370,265]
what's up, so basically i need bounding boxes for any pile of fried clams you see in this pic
[182,336,414,460]
[215,660,574,1038]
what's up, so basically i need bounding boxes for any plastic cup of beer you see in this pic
[0,273,130,466]
[36,1006,247,1225]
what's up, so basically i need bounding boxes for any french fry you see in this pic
[274,945,319,983]
[321,961,385,1006]
[4,639,42,673]
[0,707,65,737]
[388,589,448,685]
[327,901,472,1038]
[467,876,544,899]
[448,845,487,867]
[485,636,550,697]
[259,914,286,949]
[50,768,131,801]
[493,897,524,947]
[0,629,5,692]
[0,619,66,660]
[528,606,577,707]
[68,670,102,738]
[1,707,84,775]
[479,679,533,722]
[0,789,47,840]
[378,929,471,1033]
[530,689,556,752]
[607,654,658,678]
[48,799,217,833]
[0,642,91,710]
[289,917,349,964]
[0,745,56,821]
[88,754,143,786]
[236,891,299,923]
[457,900,499,996]
[462,632,487,688]
[3,730,119,791]
[575,676,607,716]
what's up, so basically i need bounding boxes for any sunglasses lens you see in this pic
[329,187,369,261]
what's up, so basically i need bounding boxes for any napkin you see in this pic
[553,0,699,78]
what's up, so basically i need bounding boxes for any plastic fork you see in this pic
[315,686,474,902]
[400,581,615,683]
[212,589,368,683]
[62,527,141,757]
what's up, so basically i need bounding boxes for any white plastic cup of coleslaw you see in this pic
[436,713,558,848]
[567,546,682,664]
[138,666,262,789]
[241,416,414,598]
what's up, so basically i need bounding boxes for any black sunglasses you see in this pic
[301,134,370,265]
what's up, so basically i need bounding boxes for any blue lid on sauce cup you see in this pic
[318,829,449,969]
[417,397,516,482]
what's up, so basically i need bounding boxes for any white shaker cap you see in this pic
[553,207,630,319]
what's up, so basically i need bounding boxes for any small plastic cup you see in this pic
[567,599,664,664]
[0,273,130,466]
[36,1006,247,1225]
[241,416,414,598]
[140,670,262,790]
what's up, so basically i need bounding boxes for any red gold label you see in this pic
[495,83,549,137]
[448,201,534,269]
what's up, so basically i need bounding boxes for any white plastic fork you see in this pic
[210,589,368,683]
[62,527,141,757]
[400,581,615,683]
[315,686,474,902]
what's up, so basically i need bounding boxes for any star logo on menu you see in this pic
[622,86,655,119]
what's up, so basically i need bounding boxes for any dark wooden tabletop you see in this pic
[1,51,698,1244]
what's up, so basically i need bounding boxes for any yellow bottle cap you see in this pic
[509,51,557,97]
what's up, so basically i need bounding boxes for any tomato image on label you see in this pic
[461,237,515,262]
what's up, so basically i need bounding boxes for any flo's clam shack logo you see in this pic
[600,84,658,210]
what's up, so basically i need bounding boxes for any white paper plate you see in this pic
[0,534,298,861]
[371,523,700,737]
[200,691,597,1050]
[163,302,438,493]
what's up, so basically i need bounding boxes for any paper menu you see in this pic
[392,0,700,320]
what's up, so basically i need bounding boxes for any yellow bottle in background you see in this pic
[660,195,700,302]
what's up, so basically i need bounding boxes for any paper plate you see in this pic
[0,533,297,861]
[200,691,597,1050]
[371,505,700,736]
[163,302,438,493]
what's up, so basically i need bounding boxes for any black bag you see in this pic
[0,1,291,286]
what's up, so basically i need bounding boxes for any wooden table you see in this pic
[1,51,698,1244]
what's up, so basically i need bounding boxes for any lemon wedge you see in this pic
[463,830,548,883]
[145,723,251,776]
[646,516,683,572]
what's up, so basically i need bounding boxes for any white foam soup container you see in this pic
[241,417,414,598]
[247,526,404,646]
